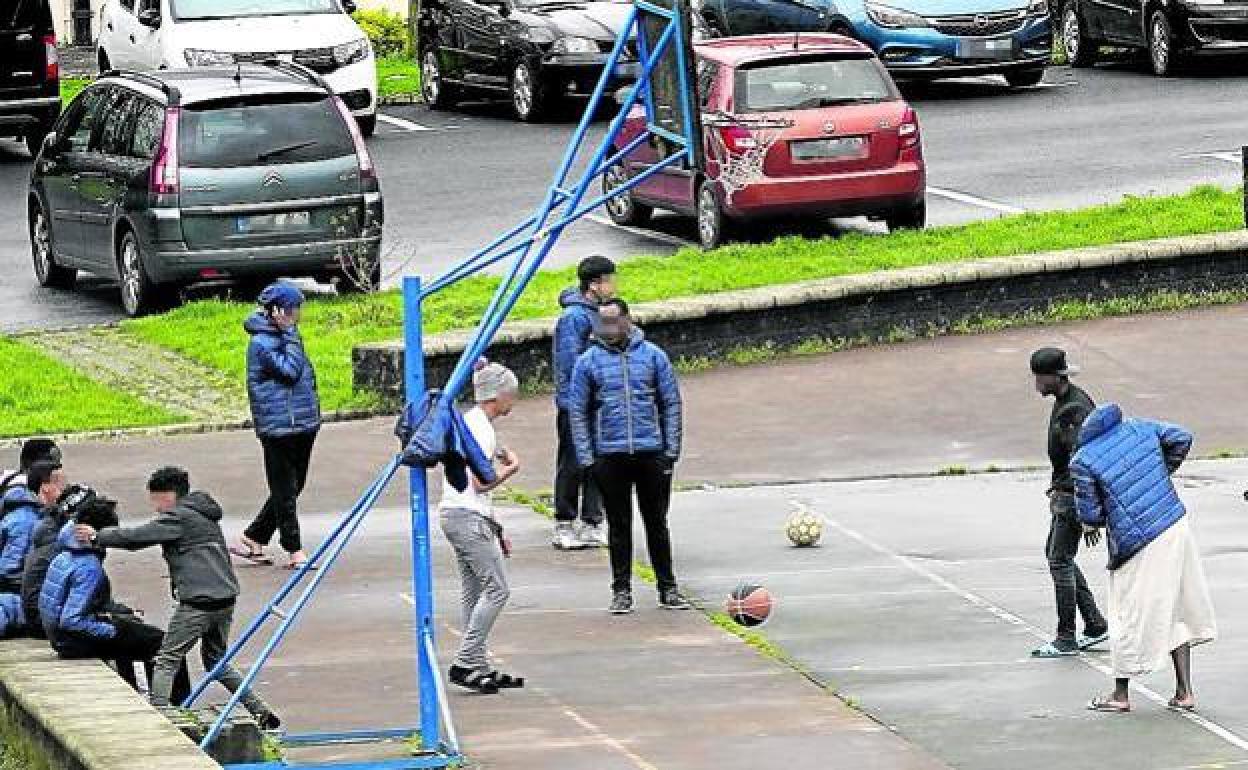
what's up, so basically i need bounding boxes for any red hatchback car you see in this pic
[604,34,926,249]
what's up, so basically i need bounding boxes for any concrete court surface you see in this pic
[670,463,1248,770]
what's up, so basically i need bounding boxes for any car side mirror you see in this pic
[342,0,358,12]
[137,8,161,28]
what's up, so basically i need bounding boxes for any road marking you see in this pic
[822,515,1248,753]
[927,186,1026,215]
[377,113,434,132]
[587,213,696,248]
[1187,151,1242,165]
[532,686,663,770]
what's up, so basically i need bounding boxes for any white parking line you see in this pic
[377,113,435,132]
[587,213,697,248]
[927,186,1026,215]
[1187,151,1243,165]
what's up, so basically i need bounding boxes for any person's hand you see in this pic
[74,524,97,545]
[271,307,297,330]
[497,447,520,478]
[1083,526,1102,548]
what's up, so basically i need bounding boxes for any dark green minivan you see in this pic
[27,63,384,316]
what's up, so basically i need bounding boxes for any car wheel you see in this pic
[117,230,167,317]
[357,113,377,137]
[696,180,730,250]
[97,48,111,74]
[1148,9,1178,76]
[422,48,459,110]
[30,199,76,289]
[511,60,551,123]
[1061,3,1096,67]
[885,200,927,233]
[1004,68,1045,87]
[603,163,653,226]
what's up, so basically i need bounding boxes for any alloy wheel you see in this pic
[1150,14,1171,74]
[422,51,440,104]
[120,236,143,315]
[1062,9,1080,62]
[697,185,720,248]
[513,64,534,119]
[604,165,633,220]
[32,209,51,283]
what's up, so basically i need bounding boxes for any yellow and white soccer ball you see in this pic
[785,507,823,547]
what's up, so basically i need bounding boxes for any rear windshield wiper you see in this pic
[814,97,883,106]
[257,140,318,162]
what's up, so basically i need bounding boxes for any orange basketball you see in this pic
[724,583,772,627]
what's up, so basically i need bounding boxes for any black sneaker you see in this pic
[658,588,692,610]
[256,712,282,732]
[449,665,500,694]
[608,591,634,615]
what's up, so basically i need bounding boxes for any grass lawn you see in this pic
[121,185,1244,413]
[377,56,421,99]
[61,76,90,105]
[0,338,183,438]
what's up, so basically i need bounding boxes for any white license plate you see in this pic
[791,136,866,161]
[614,61,640,78]
[235,211,310,233]
[956,37,1016,59]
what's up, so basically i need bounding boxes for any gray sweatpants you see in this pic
[152,602,272,719]
[440,509,510,672]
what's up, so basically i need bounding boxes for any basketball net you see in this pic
[704,113,794,203]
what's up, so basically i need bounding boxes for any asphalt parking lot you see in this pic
[2,59,1248,332]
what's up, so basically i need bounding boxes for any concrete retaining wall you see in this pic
[0,640,221,770]
[353,231,1248,404]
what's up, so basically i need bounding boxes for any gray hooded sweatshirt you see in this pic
[95,491,239,604]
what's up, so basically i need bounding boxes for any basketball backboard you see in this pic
[636,0,704,170]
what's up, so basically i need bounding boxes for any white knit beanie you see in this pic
[473,358,519,402]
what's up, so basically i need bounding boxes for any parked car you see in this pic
[418,0,646,121]
[27,64,383,316]
[1,0,60,157]
[700,0,1052,87]
[1060,0,1248,75]
[95,0,379,135]
[603,34,926,249]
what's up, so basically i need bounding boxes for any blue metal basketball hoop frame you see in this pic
[185,3,700,768]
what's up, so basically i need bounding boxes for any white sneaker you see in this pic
[580,524,609,547]
[552,523,587,550]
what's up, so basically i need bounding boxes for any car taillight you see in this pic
[717,124,757,155]
[332,96,375,181]
[150,107,180,195]
[43,35,58,82]
[899,107,920,149]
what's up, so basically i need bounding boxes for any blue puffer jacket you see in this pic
[552,288,599,411]
[1071,404,1193,570]
[0,487,41,582]
[0,593,24,638]
[568,328,682,467]
[39,524,116,643]
[245,312,321,438]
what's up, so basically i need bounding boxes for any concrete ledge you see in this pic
[353,231,1248,403]
[0,640,221,770]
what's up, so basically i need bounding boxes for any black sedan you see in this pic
[1060,0,1248,75]
[418,0,648,121]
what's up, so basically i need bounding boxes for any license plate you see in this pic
[614,61,640,78]
[235,211,310,234]
[790,136,867,161]
[956,36,1016,59]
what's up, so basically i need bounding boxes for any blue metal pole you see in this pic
[404,276,441,751]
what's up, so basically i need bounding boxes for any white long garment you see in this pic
[437,406,496,519]
[1108,515,1217,678]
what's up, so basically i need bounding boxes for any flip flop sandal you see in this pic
[488,671,525,689]
[1167,698,1196,712]
[1031,642,1079,658]
[449,668,499,695]
[228,545,273,566]
[1087,697,1131,713]
[1078,631,1110,650]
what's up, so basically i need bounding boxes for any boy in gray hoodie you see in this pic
[76,467,279,728]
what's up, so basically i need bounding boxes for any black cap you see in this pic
[1030,347,1079,377]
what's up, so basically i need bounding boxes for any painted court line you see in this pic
[822,516,1248,753]
[927,186,1026,215]
[377,113,435,132]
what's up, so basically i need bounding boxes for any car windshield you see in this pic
[171,0,342,21]
[3,0,49,30]
[179,94,354,168]
[738,56,897,112]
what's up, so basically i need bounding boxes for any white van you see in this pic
[96,0,379,135]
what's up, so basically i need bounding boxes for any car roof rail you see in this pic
[258,58,334,94]
[100,69,182,106]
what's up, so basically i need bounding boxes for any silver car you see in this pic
[27,62,383,316]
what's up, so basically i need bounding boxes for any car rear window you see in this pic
[3,0,51,31]
[179,94,355,169]
[737,55,897,112]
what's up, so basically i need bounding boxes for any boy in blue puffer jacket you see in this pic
[235,282,321,571]
[0,461,66,594]
[40,498,190,701]
[568,298,688,615]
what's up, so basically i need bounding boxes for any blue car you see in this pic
[699,0,1052,86]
